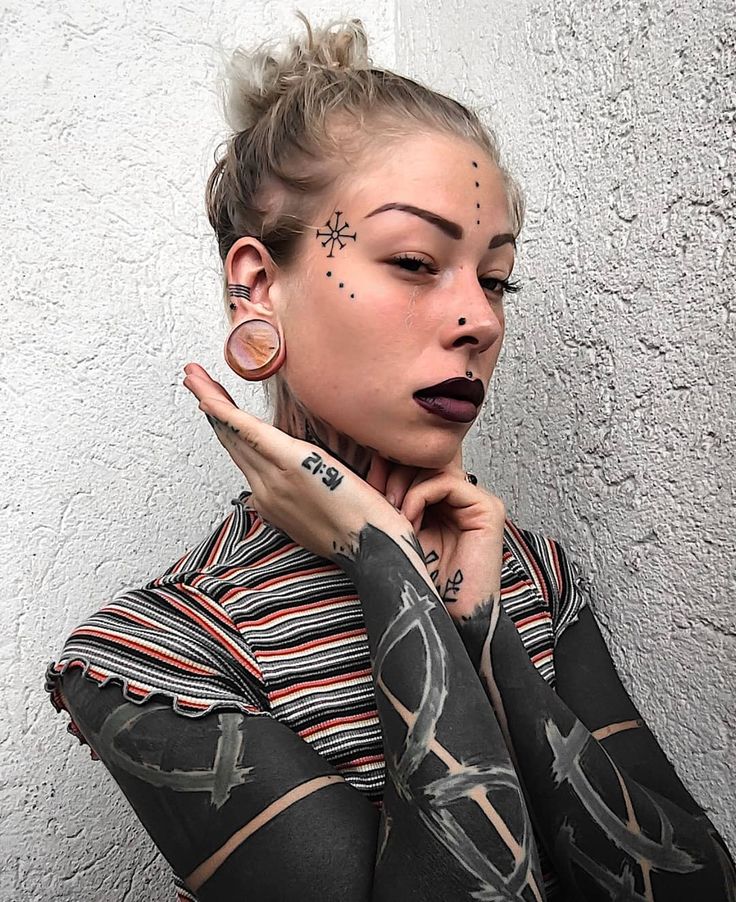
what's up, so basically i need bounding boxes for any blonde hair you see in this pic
[205,11,524,425]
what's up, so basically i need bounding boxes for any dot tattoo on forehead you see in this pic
[316,210,357,258]
[472,161,481,226]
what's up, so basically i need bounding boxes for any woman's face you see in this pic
[275,132,516,470]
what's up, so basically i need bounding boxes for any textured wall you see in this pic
[4,0,734,899]
[397,0,735,853]
[1,2,395,899]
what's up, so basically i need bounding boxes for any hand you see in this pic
[182,363,413,566]
[366,452,506,622]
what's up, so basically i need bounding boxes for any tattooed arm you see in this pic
[456,582,736,900]
[60,522,548,902]
[333,523,546,902]
[60,669,380,901]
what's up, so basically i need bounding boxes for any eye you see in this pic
[480,276,523,298]
[389,254,440,275]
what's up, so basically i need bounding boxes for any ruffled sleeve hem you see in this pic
[45,657,270,755]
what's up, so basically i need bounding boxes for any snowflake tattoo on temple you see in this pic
[316,211,357,257]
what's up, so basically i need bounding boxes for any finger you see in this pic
[401,472,475,525]
[187,384,290,472]
[384,464,423,509]
[183,368,238,407]
[184,375,231,412]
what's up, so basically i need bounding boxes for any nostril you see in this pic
[454,335,479,347]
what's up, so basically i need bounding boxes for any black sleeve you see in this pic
[60,669,379,902]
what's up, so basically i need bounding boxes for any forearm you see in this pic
[462,604,736,901]
[334,524,546,902]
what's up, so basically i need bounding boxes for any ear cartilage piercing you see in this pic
[458,317,466,325]
[228,284,251,299]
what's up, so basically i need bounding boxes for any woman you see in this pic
[46,13,735,902]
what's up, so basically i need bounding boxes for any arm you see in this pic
[62,521,548,902]
[456,588,736,900]
[60,669,379,902]
[334,522,546,901]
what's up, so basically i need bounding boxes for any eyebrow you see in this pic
[363,202,516,250]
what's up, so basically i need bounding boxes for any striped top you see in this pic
[46,489,590,901]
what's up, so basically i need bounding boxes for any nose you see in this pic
[443,278,504,354]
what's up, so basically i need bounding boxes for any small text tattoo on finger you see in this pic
[206,413,239,435]
[302,452,344,491]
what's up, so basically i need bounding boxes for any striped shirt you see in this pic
[46,489,590,900]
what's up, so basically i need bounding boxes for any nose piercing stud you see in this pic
[458,317,466,325]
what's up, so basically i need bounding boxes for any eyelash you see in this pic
[390,254,522,296]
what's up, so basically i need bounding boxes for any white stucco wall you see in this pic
[1,3,396,899]
[3,0,733,898]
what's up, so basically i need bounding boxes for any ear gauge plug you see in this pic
[224,284,286,381]
[224,318,285,381]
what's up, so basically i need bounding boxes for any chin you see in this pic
[377,431,466,471]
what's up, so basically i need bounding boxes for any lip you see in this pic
[413,377,485,407]
[413,395,478,423]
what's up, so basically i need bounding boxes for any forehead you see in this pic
[333,132,509,223]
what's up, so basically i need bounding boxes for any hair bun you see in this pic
[218,12,372,133]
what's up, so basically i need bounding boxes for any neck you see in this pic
[272,385,374,480]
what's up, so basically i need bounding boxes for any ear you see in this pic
[225,237,280,321]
